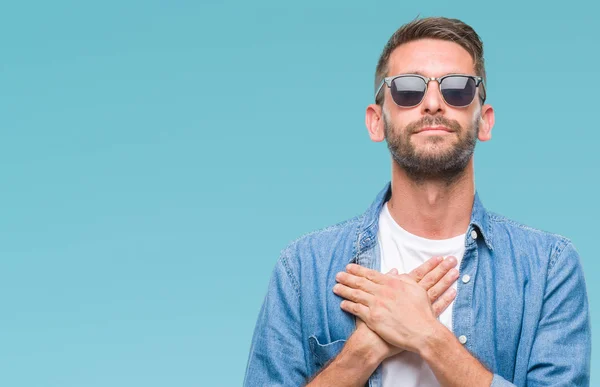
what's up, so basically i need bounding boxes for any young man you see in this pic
[244,17,591,387]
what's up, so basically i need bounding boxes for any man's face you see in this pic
[381,39,483,182]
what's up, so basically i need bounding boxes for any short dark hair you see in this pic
[375,17,486,106]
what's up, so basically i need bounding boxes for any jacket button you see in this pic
[459,335,467,344]
[462,274,471,284]
[471,230,478,240]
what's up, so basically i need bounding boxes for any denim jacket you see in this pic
[244,182,591,386]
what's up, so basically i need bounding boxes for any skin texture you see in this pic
[366,38,494,241]
[307,38,496,386]
[307,256,458,387]
[383,108,479,185]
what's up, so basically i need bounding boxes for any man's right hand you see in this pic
[353,255,459,361]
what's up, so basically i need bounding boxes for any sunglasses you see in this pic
[375,74,486,108]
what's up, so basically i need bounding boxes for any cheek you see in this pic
[383,115,408,137]
[446,111,479,133]
[469,108,482,129]
[384,105,421,127]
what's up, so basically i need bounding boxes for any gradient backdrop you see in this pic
[1,1,598,386]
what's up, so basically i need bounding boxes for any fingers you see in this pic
[431,287,457,317]
[333,283,374,306]
[418,256,458,291]
[427,268,459,302]
[409,256,443,282]
[340,300,370,321]
[335,271,379,294]
[346,264,388,284]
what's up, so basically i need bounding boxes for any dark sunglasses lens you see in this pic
[390,76,426,107]
[440,76,477,107]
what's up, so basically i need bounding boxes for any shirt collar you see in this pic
[470,190,494,251]
[353,181,494,260]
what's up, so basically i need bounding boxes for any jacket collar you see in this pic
[352,181,494,261]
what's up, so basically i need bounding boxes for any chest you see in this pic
[303,245,541,380]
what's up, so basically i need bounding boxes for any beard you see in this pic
[383,112,479,185]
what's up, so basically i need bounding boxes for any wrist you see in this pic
[308,329,383,387]
[348,327,388,367]
[416,322,494,387]
[417,320,452,361]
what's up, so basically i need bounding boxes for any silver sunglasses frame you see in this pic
[374,73,486,107]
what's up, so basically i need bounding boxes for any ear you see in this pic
[478,103,495,142]
[365,103,385,142]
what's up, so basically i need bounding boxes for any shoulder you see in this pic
[487,211,575,269]
[282,214,362,257]
[277,214,363,273]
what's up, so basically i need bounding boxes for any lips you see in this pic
[414,126,454,134]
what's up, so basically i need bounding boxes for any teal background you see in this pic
[1,1,598,386]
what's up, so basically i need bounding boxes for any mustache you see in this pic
[405,116,462,134]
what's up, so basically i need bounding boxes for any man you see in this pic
[244,17,591,387]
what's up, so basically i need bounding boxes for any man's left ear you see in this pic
[478,104,495,142]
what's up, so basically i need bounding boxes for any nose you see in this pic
[420,79,445,115]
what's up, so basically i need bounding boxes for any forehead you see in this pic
[387,38,476,77]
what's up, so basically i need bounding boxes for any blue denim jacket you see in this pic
[244,182,591,386]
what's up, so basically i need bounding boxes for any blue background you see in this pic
[1,1,598,386]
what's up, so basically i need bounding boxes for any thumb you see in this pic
[387,268,399,275]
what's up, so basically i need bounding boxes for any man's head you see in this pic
[365,17,495,184]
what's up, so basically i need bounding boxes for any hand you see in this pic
[351,271,403,361]
[333,257,459,354]
[406,256,459,316]
[353,258,457,360]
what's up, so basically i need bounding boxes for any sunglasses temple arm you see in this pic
[479,81,487,103]
[374,80,386,102]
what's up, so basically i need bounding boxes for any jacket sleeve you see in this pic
[525,241,591,386]
[243,251,308,386]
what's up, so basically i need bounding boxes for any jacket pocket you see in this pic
[308,335,347,368]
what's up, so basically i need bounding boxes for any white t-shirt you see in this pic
[377,201,466,387]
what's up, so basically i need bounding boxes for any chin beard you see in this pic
[384,114,479,185]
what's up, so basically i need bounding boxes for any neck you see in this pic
[387,158,475,240]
